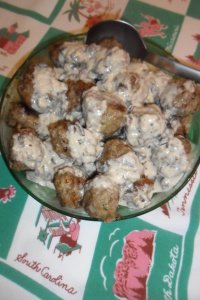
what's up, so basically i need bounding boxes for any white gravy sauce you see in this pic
[106,152,143,185]
[152,137,190,189]
[32,64,67,114]
[12,40,194,209]
[87,174,118,190]
[126,105,166,147]
[66,122,103,167]
[12,133,44,169]
[82,86,107,133]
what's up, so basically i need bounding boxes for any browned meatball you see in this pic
[49,40,88,68]
[126,104,167,148]
[82,86,127,137]
[83,175,119,221]
[48,120,72,158]
[7,102,38,130]
[97,138,132,168]
[48,120,103,175]
[53,166,86,208]
[9,127,43,171]
[18,62,54,106]
[66,79,94,112]
[18,63,67,114]
[101,100,127,137]
[160,78,200,116]
[18,64,35,107]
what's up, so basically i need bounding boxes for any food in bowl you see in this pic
[4,37,200,221]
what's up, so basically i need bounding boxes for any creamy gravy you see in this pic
[106,152,143,185]
[12,133,44,169]
[82,86,108,133]
[11,40,196,210]
[32,64,67,114]
[86,174,118,190]
[126,105,166,147]
[66,122,103,176]
[26,140,67,188]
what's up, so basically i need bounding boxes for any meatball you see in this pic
[117,70,168,108]
[25,140,66,188]
[160,78,200,116]
[50,41,102,81]
[92,46,130,82]
[97,138,132,171]
[18,63,67,114]
[65,122,103,175]
[48,119,72,158]
[7,102,38,130]
[152,136,191,190]
[49,120,103,175]
[66,79,94,113]
[98,71,142,109]
[124,61,172,107]
[105,151,143,186]
[82,86,127,137]
[83,175,119,221]
[126,104,166,147]
[9,127,44,171]
[54,166,86,208]
[98,139,143,186]
[97,139,144,205]
[49,41,88,68]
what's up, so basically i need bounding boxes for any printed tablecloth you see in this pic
[0,1,200,299]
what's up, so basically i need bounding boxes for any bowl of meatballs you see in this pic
[0,33,200,222]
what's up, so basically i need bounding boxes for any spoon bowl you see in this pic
[86,19,200,83]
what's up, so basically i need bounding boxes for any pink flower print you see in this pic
[0,185,16,203]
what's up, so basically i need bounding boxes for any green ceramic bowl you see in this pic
[0,34,200,221]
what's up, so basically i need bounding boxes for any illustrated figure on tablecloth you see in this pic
[134,14,168,39]
[0,23,29,54]
[59,218,81,248]
[54,218,82,260]
[35,206,82,259]
[36,206,69,245]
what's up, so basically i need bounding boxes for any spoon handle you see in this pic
[146,52,200,83]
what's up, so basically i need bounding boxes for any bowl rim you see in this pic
[0,32,200,222]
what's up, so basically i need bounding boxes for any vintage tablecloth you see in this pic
[0,1,200,299]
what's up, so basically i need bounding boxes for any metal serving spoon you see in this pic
[86,19,200,83]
